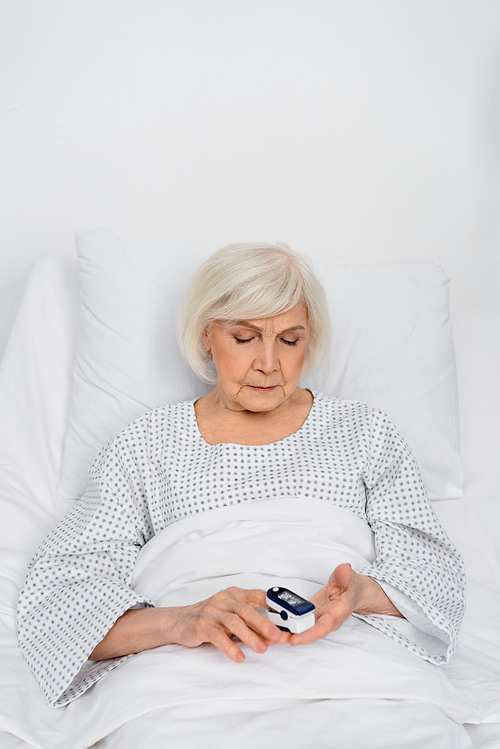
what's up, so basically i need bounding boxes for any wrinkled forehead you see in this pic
[219,303,309,334]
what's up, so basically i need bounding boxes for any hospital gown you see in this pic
[17,392,466,707]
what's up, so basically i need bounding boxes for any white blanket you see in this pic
[3,499,498,749]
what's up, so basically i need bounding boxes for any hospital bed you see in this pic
[0,229,499,748]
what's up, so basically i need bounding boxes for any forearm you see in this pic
[350,570,460,663]
[89,587,282,662]
[89,606,176,660]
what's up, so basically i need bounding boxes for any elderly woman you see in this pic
[17,243,465,708]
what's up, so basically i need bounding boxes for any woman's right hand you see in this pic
[165,587,288,661]
[89,587,287,663]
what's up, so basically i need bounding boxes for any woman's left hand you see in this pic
[289,563,403,647]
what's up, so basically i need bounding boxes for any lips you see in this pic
[247,385,278,392]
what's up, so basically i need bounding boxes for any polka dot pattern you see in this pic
[17,392,465,707]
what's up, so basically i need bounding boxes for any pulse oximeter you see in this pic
[265,586,315,634]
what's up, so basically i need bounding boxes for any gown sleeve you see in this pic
[354,408,466,664]
[17,426,156,708]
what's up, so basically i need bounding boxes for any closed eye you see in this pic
[233,335,299,346]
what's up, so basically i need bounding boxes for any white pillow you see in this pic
[58,228,463,500]
[452,307,500,503]
[301,260,462,500]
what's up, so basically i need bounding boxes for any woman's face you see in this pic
[202,302,310,413]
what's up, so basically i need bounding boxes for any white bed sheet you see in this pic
[0,255,499,748]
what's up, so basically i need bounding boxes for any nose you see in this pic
[252,339,279,375]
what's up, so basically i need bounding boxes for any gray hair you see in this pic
[178,242,331,383]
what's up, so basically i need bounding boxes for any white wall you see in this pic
[1,0,499,311]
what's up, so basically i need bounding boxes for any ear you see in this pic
[202,329,211,352]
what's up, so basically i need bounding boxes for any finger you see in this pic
[219,590,283,642]
[290,599,352,646]
[243,605,283,642]
[223,603,283,650]
[255,624,292,647]
[209,626,247,663]
[268,628,292,645]
[289,614,337,646]
[327,563,352,593]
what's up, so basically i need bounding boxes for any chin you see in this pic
[239,387,286,409]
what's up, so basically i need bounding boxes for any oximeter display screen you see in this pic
[267,586,315,618]
[277,590,306,606]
